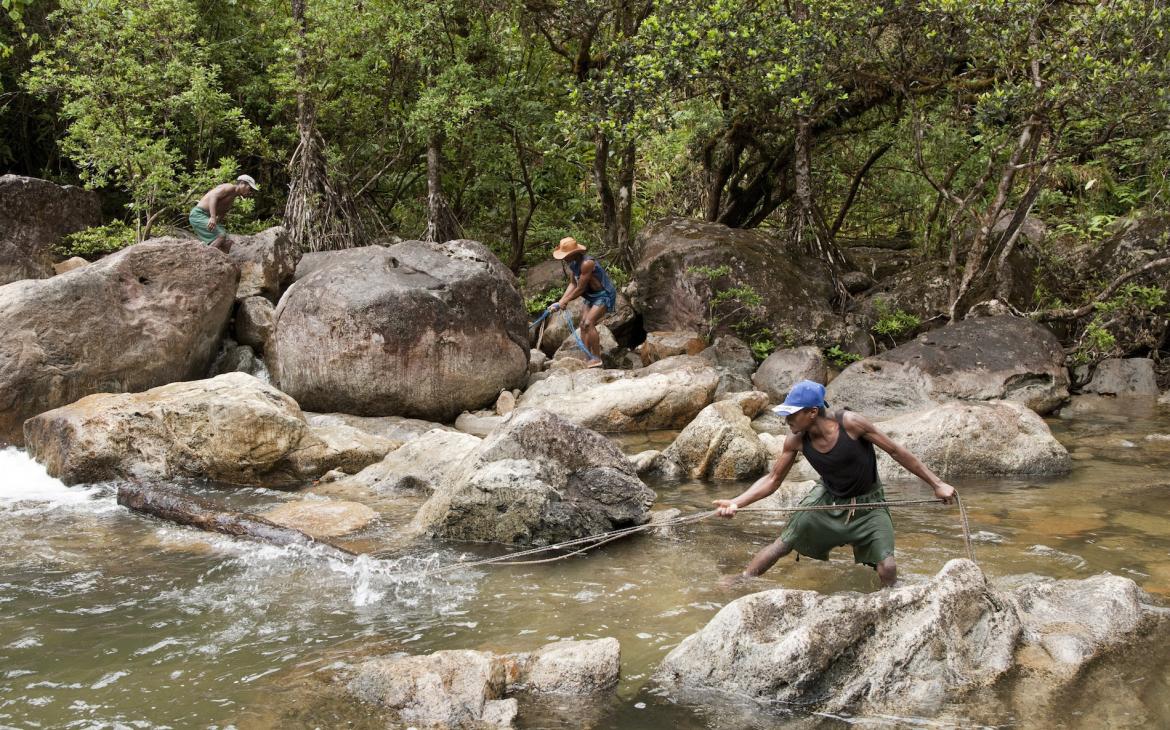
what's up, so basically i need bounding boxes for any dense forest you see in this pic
[3,0,1169,365]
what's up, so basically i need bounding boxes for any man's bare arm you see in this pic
[556,258,595,308]
[713,434,801,517]
[848,412,955,503]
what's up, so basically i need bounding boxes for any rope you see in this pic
[528,308,553,330]
[397,496,975,578]
[560,309,595,359]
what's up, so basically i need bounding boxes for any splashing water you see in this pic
[0,447,113,514]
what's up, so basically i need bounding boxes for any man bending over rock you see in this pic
[714,380,955,588]
[547,236,617,368]
[189,174,259,252]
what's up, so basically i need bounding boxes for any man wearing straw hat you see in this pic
[713,380,956,587]
[189,174,260,253]
[548,236,617,368]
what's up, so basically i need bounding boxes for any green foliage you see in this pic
[749,333,776,362]
[687,264,771,345]
[57,221,137,257]
[871,302,922,340]
[525,289,560,316]
[1072,284,1168,365]
[824,345,863,369]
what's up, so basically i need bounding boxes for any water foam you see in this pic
[0,448,112,514]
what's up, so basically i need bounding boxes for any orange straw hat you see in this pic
[552,236,587,260]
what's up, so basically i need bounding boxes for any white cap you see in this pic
[237,174,259,191]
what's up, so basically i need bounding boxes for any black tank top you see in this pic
[800,411,878,499]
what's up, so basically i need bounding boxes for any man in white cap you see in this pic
[190,174,259,252]
[713,379,956,588]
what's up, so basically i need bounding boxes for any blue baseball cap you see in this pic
[772,379,828,416]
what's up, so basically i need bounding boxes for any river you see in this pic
[3,395,1169,728]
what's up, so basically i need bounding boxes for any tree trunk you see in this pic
[423,133,462,243]
[791,115,849,304]
[593,129,618,251]
[117,483,357,559]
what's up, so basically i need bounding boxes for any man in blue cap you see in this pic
[713,379,955,587]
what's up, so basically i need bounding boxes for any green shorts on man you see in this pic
[188,206,227,245]
[779,482,895,567]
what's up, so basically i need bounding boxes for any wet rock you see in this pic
[639,330,706,365]
[0,240,237,446]
[628,218,847,346]
[304,412,456,443]
[1161,389,1170,405]
[503,638,621,694]
[659,399,769,480]
[260,499,378,538]
[751,346,827,403]
[0,174,101,285]
[269,240,528,422]
[827,315,1069,418]
[414,409,655,545]
[234,296,274,351]
[348,649,516,729]
[331,429,481,494]
[517,358,719,432]
[348,639,621,729]
[24,373,380,487]
[227,226,298,302]
[659,559,1158,717]
[1082,358,1160,396]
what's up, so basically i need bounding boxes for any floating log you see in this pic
[117,482,357,558]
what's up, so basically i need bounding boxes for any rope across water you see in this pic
[402,495,975,579]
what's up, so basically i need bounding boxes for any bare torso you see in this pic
[196,183,241,218]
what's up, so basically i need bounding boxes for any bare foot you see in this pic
[717,572,749,590]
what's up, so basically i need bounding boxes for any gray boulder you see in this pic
[1082,358,1160,396]
[658,559,1158,717]
[660,399,769,480]
[0,240,237,446]
[413,409,655,545]
[751,346,827,402]
[551,323,620,365]
[331,429,480,493]
[269,240,529,421]
[628,218,852,345]
[234,295,274,351]
[23,373,388,487]
[827,315,1069,417]
[0,175,101,285]
[226,226,298,302]
[517,356,719,432]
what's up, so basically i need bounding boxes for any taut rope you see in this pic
[399,495,975,578]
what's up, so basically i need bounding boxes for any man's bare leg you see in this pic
[743,537,794,577]
[876,556,897,588]
[210,235,232,253]
[582,303,607,365]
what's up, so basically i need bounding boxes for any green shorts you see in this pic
[189,206,227,244]
[779,482,895,567]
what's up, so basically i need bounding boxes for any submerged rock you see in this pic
[0,240,237,446]
[260,499,378,538]
[413,409,655,544]
[24,373,385,487]
[347,638,620,729]
[827,315,1070,417]
[658,559,1159,717]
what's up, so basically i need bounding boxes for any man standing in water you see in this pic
[713,380,956,587]
[189,174,259,252]
[548,236,617,368]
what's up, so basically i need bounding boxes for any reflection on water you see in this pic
[2,396,1170,728]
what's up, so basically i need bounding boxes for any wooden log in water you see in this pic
[116,482,357,558]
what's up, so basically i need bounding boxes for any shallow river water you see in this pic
[3,396,1170,729]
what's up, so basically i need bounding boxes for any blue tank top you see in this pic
[566,255,616,295]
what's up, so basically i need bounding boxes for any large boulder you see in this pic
[226,226,298,302]
[658,559,1158,717]
[269,240,529,421]
[413,409,655,545]
[751,346,826,402]
[348,639,620,729]
[0,175,101,285]
[628,218,849,345]
[516,357,719,432]
[23,373,388,487]
[659,399,769,480]
[0,240,237,446]
[1082,357,1160,396]
[827,315,1069,418]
